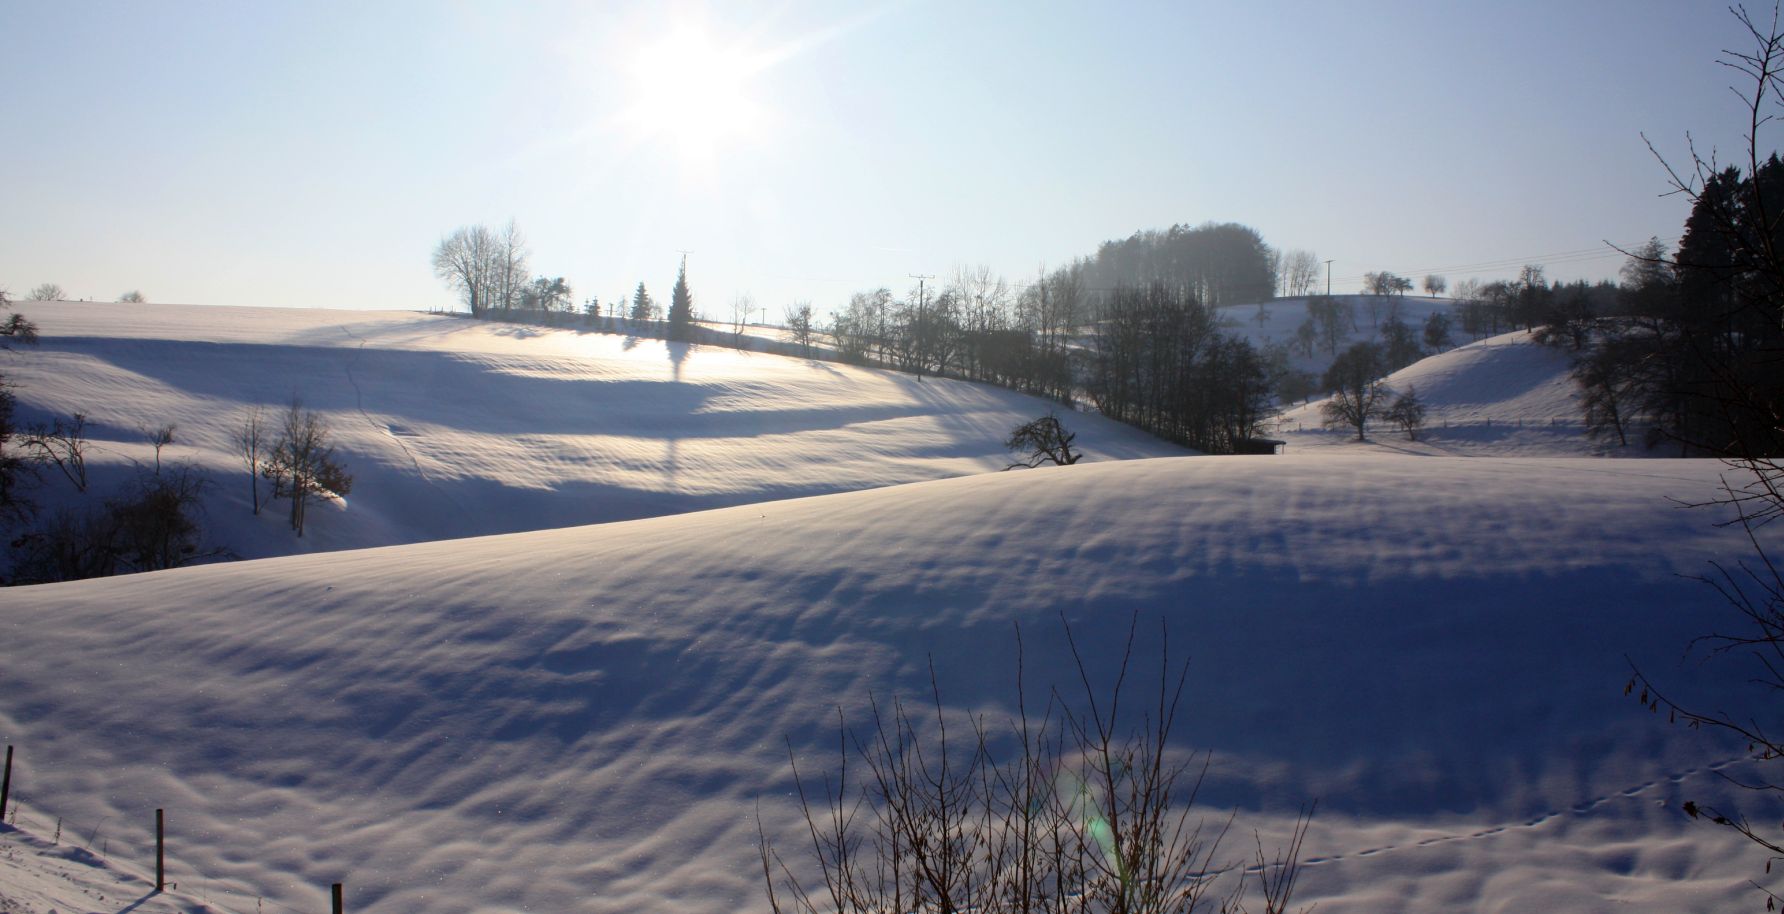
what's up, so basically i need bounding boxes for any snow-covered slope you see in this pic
[3,302,1180,562]
[1274,330,1602,456]
[0,455,1766,913]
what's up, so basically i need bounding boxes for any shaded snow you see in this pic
[3,302,1180,562]
[0,455,1769,913]
[0,301,1771,913]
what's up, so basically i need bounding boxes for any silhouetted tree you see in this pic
[1004,413,1082,469]
[27,283,64,302]
[521,276,572,313]
[108,465,210,573]
[1380,315,1423,370]
[784,302,814,355]
[1087,283,1273,453]
[668,256,694,340]
[1385,387,1426,441]
[1573,335,1648,447]
[1423,310,1453,352]
[1423,274,1447,297]
[235,406,266,515]
[1321,341,1388,440]
[630,283,656,325]
[0,375,28,527]
[143,423,175,475]
[22,414,90,492]
[117,290,146,303]
[1620,12,1784,903]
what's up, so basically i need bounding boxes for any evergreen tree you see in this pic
[630,283,654,325]
[668,256,694,340]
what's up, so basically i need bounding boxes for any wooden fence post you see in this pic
[332,881,343,914]
[155,808,165,892]
[1,745,12,824]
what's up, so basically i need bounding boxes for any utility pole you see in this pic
[909,273,933,381]
[1325,260,1334,296]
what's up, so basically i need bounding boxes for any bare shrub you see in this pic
[21,413,90,492]
[759,618,1312,914]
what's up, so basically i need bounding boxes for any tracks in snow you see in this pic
[1298,758,1740,870]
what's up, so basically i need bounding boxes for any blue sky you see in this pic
[0,1,1750,314]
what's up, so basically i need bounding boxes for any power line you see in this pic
[1327,241,1656,286]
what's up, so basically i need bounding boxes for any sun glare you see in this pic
[625,22,765,173]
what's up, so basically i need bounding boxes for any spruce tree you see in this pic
[630,282,654,325]
[668,256,694,340]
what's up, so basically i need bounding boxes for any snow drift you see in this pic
[0,454,1768,913]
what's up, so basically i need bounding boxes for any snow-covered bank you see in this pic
[0,454,1766,913]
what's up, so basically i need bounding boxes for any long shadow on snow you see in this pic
[42,337,930,441]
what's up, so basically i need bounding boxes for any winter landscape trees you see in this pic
[1003,413,1081,468]
[431,222,531,318]
[263,399,352,537]
[1320,342,1389,440]
[1086,283,1273,454]
[1602,8,1784,907]
[667,255,694,340]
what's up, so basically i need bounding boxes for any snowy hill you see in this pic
[0,454,1768,913]
[1273,329,1604,456]
[2,302,1181,563]
[0,300,1772,913]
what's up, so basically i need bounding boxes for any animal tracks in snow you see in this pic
[1299,758,1740,869]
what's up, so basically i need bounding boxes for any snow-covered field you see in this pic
[0,302,1772,913]
[2,301,1179,561]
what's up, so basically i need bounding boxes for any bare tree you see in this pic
[1306,296,1352,355]
[27,283,65,302]
[108,465,214,573]
[1385,387,1426,441]
[117,290,146,303]
[495,220,529,313]
[1282,249,1322,297]
[235,406,266,515]
[264,399,352,537]
[1004,413,1082,469]
[1422,274,1447,298]
[22,413,90,492]
[142,423,175,475]
[1321,342,1389,440]
[432,224,499,317]
[784,302,815,355]
[1572,338,1646,448]
[732,294,756,341]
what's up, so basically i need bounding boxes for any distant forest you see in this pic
[1078,221,1279,307]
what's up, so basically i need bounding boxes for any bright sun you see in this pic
[625,23,765,171]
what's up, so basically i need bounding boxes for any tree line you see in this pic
[1086,283,1273,453]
